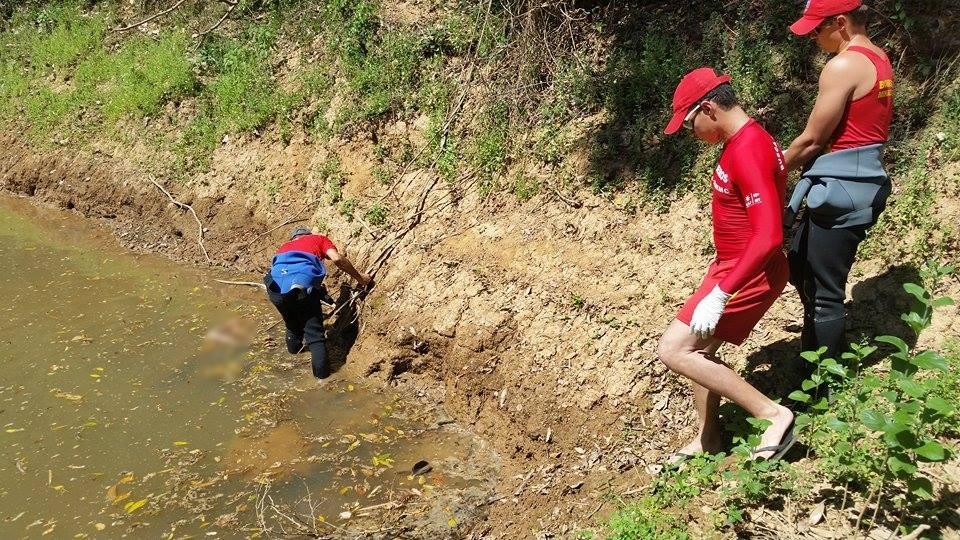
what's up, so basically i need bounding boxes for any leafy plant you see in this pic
[364,203,388,226]
[789,263,956,527]
[339,198,357,221]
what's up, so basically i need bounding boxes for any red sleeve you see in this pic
[717,141,784,294]
[312,235,337,259]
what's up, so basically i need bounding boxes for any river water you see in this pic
[0,195,495,538]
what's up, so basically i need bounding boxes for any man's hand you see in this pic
[357,273,373,288]
[690,285,732,339]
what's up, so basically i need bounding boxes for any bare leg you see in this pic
[671,343,724,458]
[658,319,793,459]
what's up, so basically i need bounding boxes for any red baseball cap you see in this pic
[789,0,863,35]
[664,67,731,135]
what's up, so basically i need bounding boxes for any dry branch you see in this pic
[215,279,266,289]
[148,176,213,263]
[114,0,188,32]
[199,0,240,37]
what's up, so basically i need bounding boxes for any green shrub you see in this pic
[209,43,277,133]
[101,32,195,121]
[789,263,956,529]
[364,203,388,226]
[471,100,509,189]
[0,60,30,119]
[607,496,690,540]
[26,3,105,70]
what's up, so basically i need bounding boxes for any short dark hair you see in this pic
[700,83,738,110]
[845,4,870,26]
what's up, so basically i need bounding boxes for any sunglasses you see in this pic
[814,17,836,35]
[683,103,702,131]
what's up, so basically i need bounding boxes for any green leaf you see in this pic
[931,296,955,308]
[861,409,886,431]
[912,350,949,371]
[887,454,917,475]
[915,441,947,462]
[876,335,908,354]
[906,477,934,499]
[801,379,817,391]
[800,348,826,362]
[903,282,928,303]
[789,390,811,403]
[794,414,812,430]
[825,417,848,431]
[926,395,956,415]
[897,377,928,399]
[811,397,831,412]
[823,362,848,378]
[746,417,772,430]
[893,429,919,450]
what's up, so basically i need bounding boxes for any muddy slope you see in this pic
[3,132,959,537]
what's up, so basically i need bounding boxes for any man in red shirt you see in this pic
[782,0,894,361]
[264,227,371,380]
[657,68,794,464]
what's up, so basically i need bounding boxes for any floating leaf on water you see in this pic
[5,428,24,433]
[339,486,351,495]
[447,517,458,527]
[94,524,106,531]
[174,441,189,446]
[124,498,147,513]
[347,385,354,392]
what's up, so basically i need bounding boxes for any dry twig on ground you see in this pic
[114,0,188,32]
[148,176,213,263]
[215,279,266,289]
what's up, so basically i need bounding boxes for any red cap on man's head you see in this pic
[664,67,731,135]
[789,0,863,35]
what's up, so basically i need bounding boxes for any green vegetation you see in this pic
[2,1,957,230]
[602,264,957,538]
[789,263,957,515]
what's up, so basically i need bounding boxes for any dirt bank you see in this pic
[3,131,959,537]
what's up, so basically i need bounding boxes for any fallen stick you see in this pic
[149,176,213,263]
[198,0,239,37]
[114,0,187,32]
[215,279,266,289]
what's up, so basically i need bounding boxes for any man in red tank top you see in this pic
[782,0,894,362]
[656,68,795,467]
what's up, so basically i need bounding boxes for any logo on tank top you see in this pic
[878,79,894,99]
[744,192,763,208]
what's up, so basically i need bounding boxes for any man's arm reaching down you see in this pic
[325,247,372,287]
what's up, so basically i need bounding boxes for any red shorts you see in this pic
[676,253,789,345]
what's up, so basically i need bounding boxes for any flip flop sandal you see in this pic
[752,422,797,461]
[665,452,694,467]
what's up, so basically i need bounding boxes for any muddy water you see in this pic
[0,195,495,538]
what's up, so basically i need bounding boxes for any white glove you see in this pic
[690,285,731,339]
